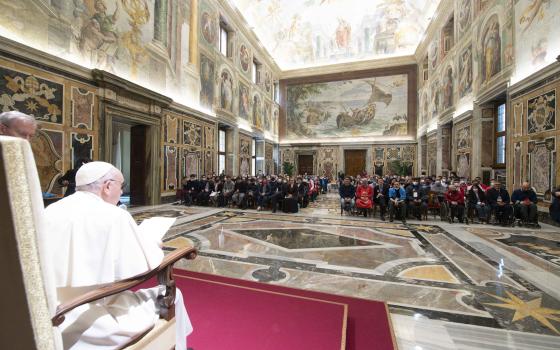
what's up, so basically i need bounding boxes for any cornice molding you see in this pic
[92,70,173,107]
[280,56,417,79]
[508,61,560,98]
[0,36,92,82]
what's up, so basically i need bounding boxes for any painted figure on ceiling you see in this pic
[335,18,351,50]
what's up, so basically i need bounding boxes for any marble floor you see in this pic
[133,194,560,349]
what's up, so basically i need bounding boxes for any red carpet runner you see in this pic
[173,270,397,350]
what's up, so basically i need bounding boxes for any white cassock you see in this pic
[44,191,193,350]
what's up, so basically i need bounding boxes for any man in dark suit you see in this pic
[183,174,200,206]
[373,178,389,221]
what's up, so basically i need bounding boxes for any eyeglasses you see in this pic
[107,179,127,190]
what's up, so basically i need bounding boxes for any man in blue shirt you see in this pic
[511,181,539,227]
[388,181,407,224]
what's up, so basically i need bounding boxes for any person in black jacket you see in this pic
[183,174,200,206]
[256,177,270,211]
[511,182,539,227]
[198,176,214,206]
[271,176,287,213]
[339,177,356,213]
[466,181,489,223]
[373,178,389,221]
[58,158,92,197]
[296,176,309,208]
[486,181,512,225]
[246,178,258,209]
[232,177,248,208]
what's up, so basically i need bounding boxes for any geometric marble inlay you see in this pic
[497,235,560,267]
[231,228,378,249]
[398,265,460,284]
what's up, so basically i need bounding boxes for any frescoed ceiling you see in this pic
[230,0,440,70]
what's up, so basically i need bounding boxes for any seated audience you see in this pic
[183,174,200,206]
[388,181,407,224]
[445,185,465,223]
[355,179,373,217]
[486,181,513,225]
[296,176,309,208]
[511,182,539,227]
[222,176,235,205]
[466,180,489,223]
[339,177,356,212]
[374,178,389,221]
[198,176,214,206]
[283,178,299,213]
[406,178,428,220]
[232,177,248,208]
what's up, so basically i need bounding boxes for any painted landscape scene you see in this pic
[286,74,408,139]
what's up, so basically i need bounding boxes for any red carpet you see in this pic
[173,270,397,350]
[176,270,346,350]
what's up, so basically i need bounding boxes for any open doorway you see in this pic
[112,120,148,206]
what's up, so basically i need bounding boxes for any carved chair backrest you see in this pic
[0,136,62,349]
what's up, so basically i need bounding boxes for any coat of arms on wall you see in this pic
[527,90,555,134]
[0,67,63,124]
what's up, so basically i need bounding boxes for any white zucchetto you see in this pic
[75,161,116,186]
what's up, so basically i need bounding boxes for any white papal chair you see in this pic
[0,136,196,350]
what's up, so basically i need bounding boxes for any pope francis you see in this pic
[44,161,193,349]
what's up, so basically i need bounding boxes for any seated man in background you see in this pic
[486,180,513,225]
[406,178,428,220]
[44,161,192,349]
[339,177,356,213]
[512,181,540,227]
[388,181,407,224]
[0,110,37,140]
[373,178,389,221]
[183,174,200,206]
[466,180,490,223]
[232,176,248,209]
[445,185,465,223]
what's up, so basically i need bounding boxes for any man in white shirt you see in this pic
[44,161,192,349]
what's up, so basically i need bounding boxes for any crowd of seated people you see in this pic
[177,171,543,228]
[178,173,329,213]
[336,173,541,228]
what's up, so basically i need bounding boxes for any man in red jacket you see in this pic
[445,185,465,223]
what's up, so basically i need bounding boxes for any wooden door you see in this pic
[298,155,314,175]
[130,125,147,205]
[344,150,366,177]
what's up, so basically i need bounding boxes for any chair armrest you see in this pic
[52,247,197,326]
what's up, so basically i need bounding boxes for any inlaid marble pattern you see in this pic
[133,195,560,347]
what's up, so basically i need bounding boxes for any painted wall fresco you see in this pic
[514,0,560,81]
[230,0,439,70]
[195,0,279,138]
[286,74,408,140]
[0,0,195,102]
